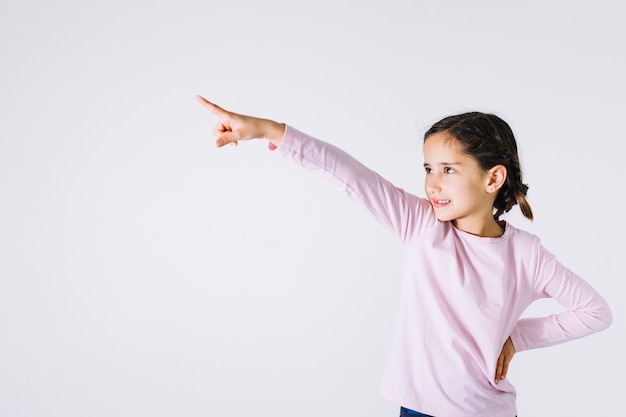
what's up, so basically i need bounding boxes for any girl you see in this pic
[196,95,612,417]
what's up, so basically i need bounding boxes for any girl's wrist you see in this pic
[265,120,285,147]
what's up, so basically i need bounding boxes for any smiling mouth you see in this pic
[431,199,450,208]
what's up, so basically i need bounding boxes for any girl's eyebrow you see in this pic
[423,162,461,167]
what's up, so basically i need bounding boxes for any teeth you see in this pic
[438,200,450,204]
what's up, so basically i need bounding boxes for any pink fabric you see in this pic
[276,125,612,417]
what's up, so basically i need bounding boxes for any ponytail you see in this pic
[515,190,534,221]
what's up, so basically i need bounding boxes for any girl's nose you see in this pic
[426,177,441,195]
[426,187,441,198]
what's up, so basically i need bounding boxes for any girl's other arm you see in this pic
[509,248,612,352]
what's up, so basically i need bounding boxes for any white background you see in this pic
[1,1,624,416]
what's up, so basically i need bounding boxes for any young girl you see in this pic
[196,95,612,417]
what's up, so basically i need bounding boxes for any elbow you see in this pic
[576,297,613,336]
[591,298,613,333]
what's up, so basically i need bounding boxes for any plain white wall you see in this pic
[1,1,624,416]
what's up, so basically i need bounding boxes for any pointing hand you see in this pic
[196,95,284,149]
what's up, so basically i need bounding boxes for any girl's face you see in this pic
[423,132,499,235]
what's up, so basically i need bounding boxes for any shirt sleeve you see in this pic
[276,124,429,242]
[509,244,612,352]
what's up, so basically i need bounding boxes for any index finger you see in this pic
[196,95,229,118]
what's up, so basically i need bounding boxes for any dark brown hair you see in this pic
[424,112,533,221]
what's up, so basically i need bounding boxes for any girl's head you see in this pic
[423,112,533,223]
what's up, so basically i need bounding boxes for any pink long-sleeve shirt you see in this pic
[276,125,612,417]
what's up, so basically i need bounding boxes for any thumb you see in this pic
[216,131,241,147]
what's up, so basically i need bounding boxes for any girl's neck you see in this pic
[452,218,505,238]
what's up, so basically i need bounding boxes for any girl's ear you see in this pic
[486,165,507,193]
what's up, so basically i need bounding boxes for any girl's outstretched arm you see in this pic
[197,95,426,241]
[196,95,285,149]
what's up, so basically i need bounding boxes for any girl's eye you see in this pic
[424,167,432,174]
[444,167,456,174]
